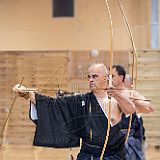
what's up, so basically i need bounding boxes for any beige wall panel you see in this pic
[0,0,151,50]
[129,49,160,146]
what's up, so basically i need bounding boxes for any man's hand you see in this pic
[13,84,35,102]
[13,84,27,97]
[106,86,117,98]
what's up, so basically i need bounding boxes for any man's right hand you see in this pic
[12,84,35,102]
[13,84,27,96]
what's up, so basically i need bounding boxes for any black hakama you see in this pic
[120,113,145,160]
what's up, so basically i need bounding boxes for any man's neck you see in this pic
[93,90,107,99]
[116,82,126,89]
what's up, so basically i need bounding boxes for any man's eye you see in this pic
[87,75,98,79]
[92,75,98,78]
[87,75,91,79]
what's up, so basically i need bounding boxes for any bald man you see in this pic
[13,63,136,160]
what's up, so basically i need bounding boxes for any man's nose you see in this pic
[88,77,94,82]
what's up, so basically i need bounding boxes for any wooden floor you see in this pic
[0,145,159,160]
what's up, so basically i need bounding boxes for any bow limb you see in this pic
[10,66,66,95]
[117,0,138,144]
[57,65,65,91]
[44,64,65,86]
[55,65,75,160]
[38,64,65,96]
[100,0,113,159]
[117,0,138,88]
[0,76,24,141]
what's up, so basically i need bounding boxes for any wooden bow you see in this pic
[100,0,113,159]
[117,0,138,143]
[0,76,24,142]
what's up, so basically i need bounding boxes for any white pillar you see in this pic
[158,0,160,48]
[151,0,159,48]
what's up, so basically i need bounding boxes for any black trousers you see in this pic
[77,142,126,160]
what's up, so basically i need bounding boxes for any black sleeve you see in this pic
[31,93,80,148]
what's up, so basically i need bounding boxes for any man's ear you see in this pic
[104,75,107,81]
[104,76,108,81]
[120,75,124,81]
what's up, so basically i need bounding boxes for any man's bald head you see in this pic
[88,63,108,76]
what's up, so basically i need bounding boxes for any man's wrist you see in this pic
[18,91,32,100]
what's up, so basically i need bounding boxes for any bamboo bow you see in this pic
[117,0,138,144]
[100,0,113,159]
[0,76,24,140]
[100,0,138,157]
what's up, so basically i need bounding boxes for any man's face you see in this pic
[112,68,123,87]
[88,66,108,91]
[124,79,132,89]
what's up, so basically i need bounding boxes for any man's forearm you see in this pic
[114,93,136,114]
[133,99,154,113]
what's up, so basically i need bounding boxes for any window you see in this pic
[53,0,74,17]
